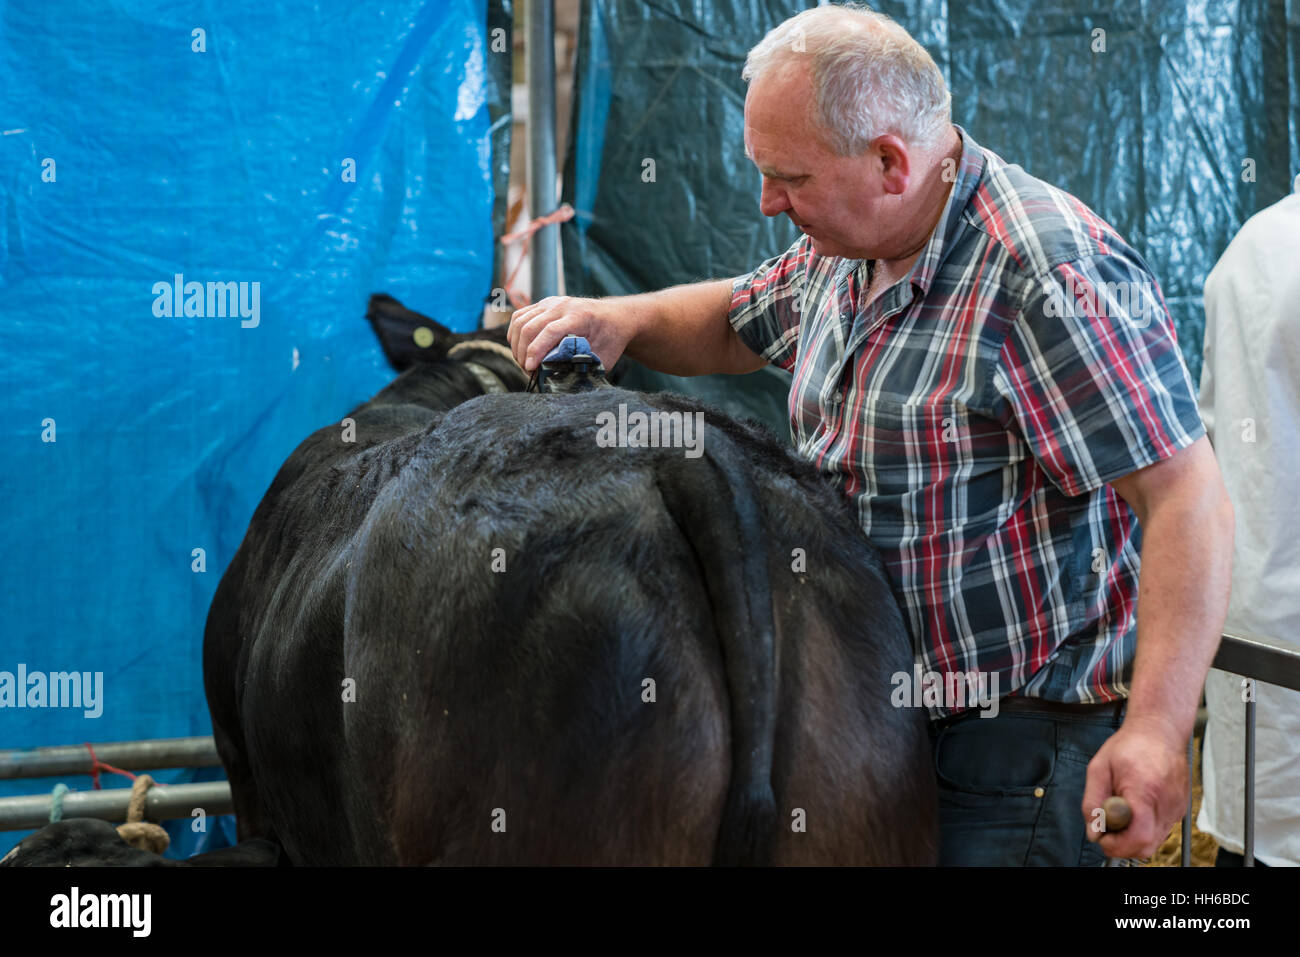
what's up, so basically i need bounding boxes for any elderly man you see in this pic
[509,4,1234,865]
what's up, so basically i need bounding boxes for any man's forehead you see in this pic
[744,105,822,172]
[746,64,812,117]
[744,133,785,166]
[743,127,780,168]
[744,61,816,139]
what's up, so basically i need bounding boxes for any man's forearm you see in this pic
[622,279,767,376]
[1124,494,1234,746]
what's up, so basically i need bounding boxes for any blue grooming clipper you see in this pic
[530,335,612,393]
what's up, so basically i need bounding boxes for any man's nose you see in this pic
[759,178,790,218]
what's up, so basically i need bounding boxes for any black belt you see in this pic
[932,695,1125,731]
[998,695,1126,718]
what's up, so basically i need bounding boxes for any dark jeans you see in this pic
[927,703,1124,866]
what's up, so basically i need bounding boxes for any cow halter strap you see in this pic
[447,340,518,395]
[459,360,510,395]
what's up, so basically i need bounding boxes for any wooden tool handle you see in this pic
[1103,795,1132,833]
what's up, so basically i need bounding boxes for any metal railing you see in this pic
[1203,630,1300,866]
[0,735,220,781]
[0,736,230,831]
[526,0,559,301]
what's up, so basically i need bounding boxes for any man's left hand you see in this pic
[1082,717,1189,859]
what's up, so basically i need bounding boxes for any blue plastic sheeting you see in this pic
[0,1,499,857]
[563,0,1300,392]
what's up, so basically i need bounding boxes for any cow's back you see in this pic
[207,387,938,865]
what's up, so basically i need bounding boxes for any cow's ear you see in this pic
[366,294,457,370]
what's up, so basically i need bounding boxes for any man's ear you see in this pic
[873,134,911,195]
[366,293,457,370]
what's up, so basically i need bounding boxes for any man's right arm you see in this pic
[506,278,768,377]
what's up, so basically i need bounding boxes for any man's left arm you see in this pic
[998,252,1235,858]
[1084,436,1235,858]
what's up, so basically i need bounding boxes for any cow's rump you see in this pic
[204,386,937,865]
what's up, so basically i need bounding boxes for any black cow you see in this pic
[198,294,937,865]
[0,818,283,867]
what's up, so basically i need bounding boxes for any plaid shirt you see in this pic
[728,126,1205,719]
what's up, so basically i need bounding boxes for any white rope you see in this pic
[447,340,520,367]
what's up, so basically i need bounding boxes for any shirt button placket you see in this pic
[828,389,845,433]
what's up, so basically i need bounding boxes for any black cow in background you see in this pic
[1,819,283,867]
[169,295,939,865]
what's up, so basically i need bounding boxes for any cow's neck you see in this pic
[447,344,529,394]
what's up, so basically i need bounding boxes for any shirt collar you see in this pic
[904,124,986,295]
[832,126,987,298]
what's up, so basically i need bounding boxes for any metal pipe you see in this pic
[0,781,232,832]
[526,0,559,301]
[1214,631,1300,692]
[0,737,220,781]
[1182,734,1193,867]
[1244,689,1255,866]
[1210,631,1295,867]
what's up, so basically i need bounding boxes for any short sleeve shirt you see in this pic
[728,126,1206,719]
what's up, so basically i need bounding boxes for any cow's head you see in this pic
[366,293,529,394]
[366,293,622,395]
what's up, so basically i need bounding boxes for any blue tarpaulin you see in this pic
[0,0,502,857]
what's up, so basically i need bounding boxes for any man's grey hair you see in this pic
[742,4,952,154]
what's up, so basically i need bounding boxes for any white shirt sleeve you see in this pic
[1196,191,1300,866]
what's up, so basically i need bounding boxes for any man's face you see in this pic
[743,60,910,261]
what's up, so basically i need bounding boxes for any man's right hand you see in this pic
[507,296,635,373]
[507,280,763,378]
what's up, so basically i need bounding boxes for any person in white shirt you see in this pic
[1197,177,1300,866]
